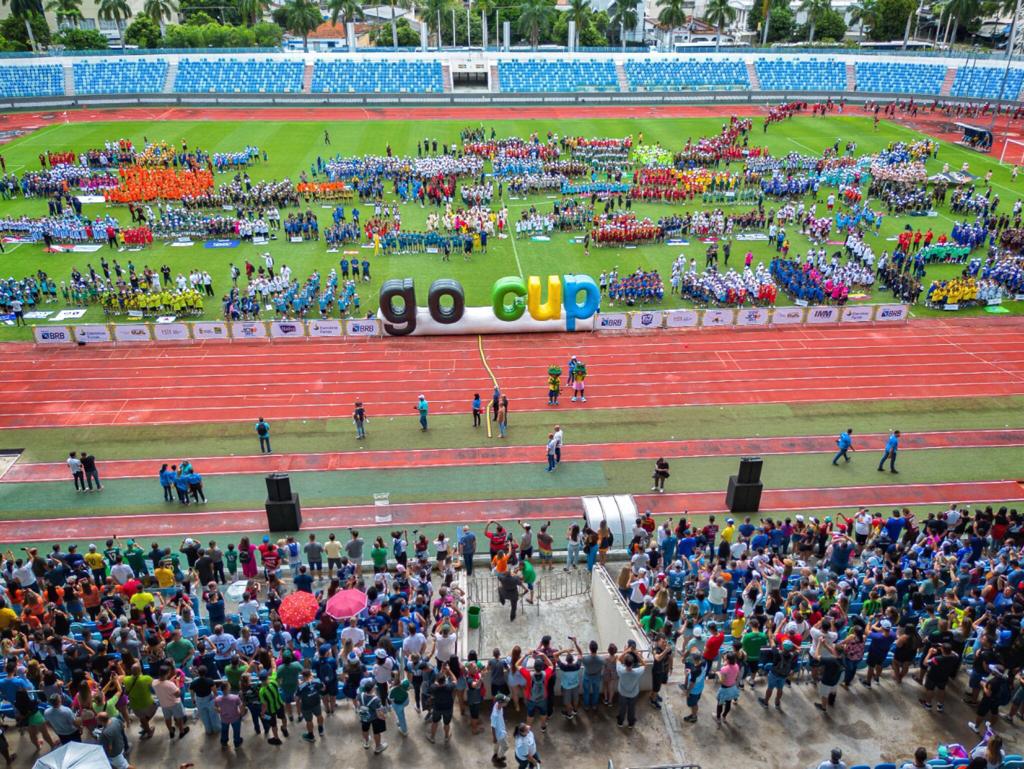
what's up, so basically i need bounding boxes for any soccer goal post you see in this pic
[999,137,1024,166]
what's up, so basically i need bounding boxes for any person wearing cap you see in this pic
[491,692,510,766]
[415,394,429,431]
[276,649,303,721]
[389,678,411,737]
[296,669,324,743]
[760,637,797,710]
[862,618,895,687]
[816,748,847,769]
[970,663,1010,731]
[372,647,395,704]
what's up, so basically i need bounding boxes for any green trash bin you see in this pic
[468,605,481,629]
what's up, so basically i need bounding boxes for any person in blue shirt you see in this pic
[255,417,271,454]
[472,393,482,428]
[416,395,428,432]
[883,510,906,542]
[159,463,174,501]
[293,565,314,593]
[878,430,900,473]
[832,428,854,465]
[174,468,191,505]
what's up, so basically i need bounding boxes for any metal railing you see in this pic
[467,567,591,604]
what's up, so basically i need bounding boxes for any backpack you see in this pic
[528,671,547,702]
[239,548,251,564]
[772,651,795,678]
[357,692,377,722]
[257,423,268,437]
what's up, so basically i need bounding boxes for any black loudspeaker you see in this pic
[265,473,292,502]
[737,456,763,484]
[266,494,302,531]
[726,475,763,513]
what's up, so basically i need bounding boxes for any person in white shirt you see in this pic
[340,617,366,650]
[514,723,540,767]
[552,426,564,463]
[817,748,847,769]
[110,561,134,585]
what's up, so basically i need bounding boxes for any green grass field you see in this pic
[0,112,1022,341]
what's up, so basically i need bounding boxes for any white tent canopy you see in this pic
[32,743,110,769]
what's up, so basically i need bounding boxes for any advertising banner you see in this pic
[113,324,151,342]
[771,307,804,325]
[702,309,735,327]
[805,306,840,324]
[73,324,112,343]
[874,304,910,322]
[840,305,875,323]
[307,319,343,338]
[269,321,305,339]
[596,313,628,331]
[153,323,191,341]
[346,319,381,337]
[735,307,770,327]
[629,310,663,330]
[192,321,229,340]
[231,321,268,339]
[33,326,73,344]
[664,309,699,328]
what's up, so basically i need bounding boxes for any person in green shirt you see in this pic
[165,630,194,669]
[520,557,537,605]
[224,544,239,581]
[370,538,389,573]
[275,651,303,722]
[257,672,288,745]
[103,538,122,568]
[124,540,147,577]
[862,589,882,618]
[640,612,665,635]
[740,619,769,686]
[123,663,156,738]
[224,658,248,692]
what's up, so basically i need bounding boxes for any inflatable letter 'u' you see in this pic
[527,275,562,322]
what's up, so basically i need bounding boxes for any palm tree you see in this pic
[934,0,979,44]
[97,0,132,48]
[142,0,176,33]
[3,0,44,50]
[609,0,638,48]
[656,0,687,50]
[516,0,556,49]
[476,0,495,45]
[327,0,362,26]
[422,0,448,46]
[284,0,322,51]
[566,0,591,48]
[798,0,829,42]
[237,0,269,25]
[45,0,82,29]
[846,0,876,39]
[703,0,735,50]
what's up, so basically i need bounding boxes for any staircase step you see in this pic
[746,61,759,90]
[441,63,452,92]
[490,64,500,93]
[940,66,956,97]
[62,64,75,97]
[302,63,314,94]
[846,62,856,91]
[164,60,178,93]
[615,61,629,92]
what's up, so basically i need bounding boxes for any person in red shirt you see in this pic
[258,536,280,579]
[702,622,725,675]
[484,521,508,558]
[520,655,554,732]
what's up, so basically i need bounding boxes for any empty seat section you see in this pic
[311,60,444,93]
[951,65,1024,99]
[624,58,749,90]
[73,59,168,94]
[854,62,945,94]
[0,65,64,98]
[498,59,618,92]
[174,59,304,93]
[754,58,846,91]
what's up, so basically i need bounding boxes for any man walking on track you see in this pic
[416,395,429,431]
[255,417,272,454]
[832,428,854,465]
[878,430,900,473]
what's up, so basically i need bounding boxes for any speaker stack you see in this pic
[726,456,763,513]
[265,473,302,531]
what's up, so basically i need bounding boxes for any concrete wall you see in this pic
[591,564,652,690]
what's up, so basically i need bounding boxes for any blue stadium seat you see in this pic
[312,60,444,94]
[0,65,64,98]
[498,59,618,93]
[624,58,749,91]
[951,66,1024,99]
[855,62,945,95]
[174,58,304,94]
[74,59,168,95]
[755,58,846,91]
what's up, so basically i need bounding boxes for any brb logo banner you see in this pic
[377,275,600,337]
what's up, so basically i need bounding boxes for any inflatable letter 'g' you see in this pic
[527,275,562,322]
[491,276,528,322]
[427,278,465,324]
[379,278,416,336]
[562,274,600,331]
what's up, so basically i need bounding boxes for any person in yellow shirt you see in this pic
[129,589,157,613]
[720,519,737,545]
[154,561,176,596]
[84,544,106,583]
[0,603,17,631]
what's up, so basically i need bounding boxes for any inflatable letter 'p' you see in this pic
[527,275,562,322]
[491,276,527,322]
[562,274,600,331]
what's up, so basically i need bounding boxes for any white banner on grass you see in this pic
[630,310,663,330]
[596,313,628,331]
[664,309,699,328]
[702,308,735,327]
[805,306,841,324]
[345,319,381,337]
[269,320,305,339]
[771,307,804,325]
[874,304,910,322]
[33,326,73,344]
[231,321,268,339]
[153,323,191,341]
[307,319,343,338]
[840,305,875,323]
[192,321,229,340]
[73,324,111,343]
[113,324,151,342]
[735,307,770,327]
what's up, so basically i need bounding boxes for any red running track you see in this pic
[5,428,1024,483]
[0,317,1022,430]
[0,479,1018,543]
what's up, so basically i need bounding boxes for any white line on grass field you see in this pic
[509,229,524,277]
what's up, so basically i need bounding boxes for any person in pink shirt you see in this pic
[715,651,742,724]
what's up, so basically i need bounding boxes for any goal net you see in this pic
[999,137,1024,167]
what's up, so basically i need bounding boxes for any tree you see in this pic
[865,0,912,39]
[421,0,448,46]
[795,5,845,40]
[373,14,418,44]
[283,0,321,51]
[54,26,107,46]
[253,19,282,44]
[0,11,48,48]
[2,0,45,51]
[933,0,978,43]
[609,0,638,47]
[516,0,556,48]
[143,0,176,32]
[327,0,362,26]
[124,13,162,45]
[847,0,877,38]
[45,0,82,28]
[565,0,590,48]
[184,9,215,23]
[237,0,269,25]
[656,0,687,49]
[704,0,735,50]
[798,0,830,42]
[98,0,133,48]
[746,0,793,42]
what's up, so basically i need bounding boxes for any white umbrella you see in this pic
[32,743,111,769]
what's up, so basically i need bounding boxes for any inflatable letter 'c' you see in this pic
[527,275,562,322]
[379,278,416,336]
[427,278,465,324]
[491,276,527,322]
[562,274,600,332]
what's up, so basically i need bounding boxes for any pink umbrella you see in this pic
[325,588,368,620]
[278,591,320,628]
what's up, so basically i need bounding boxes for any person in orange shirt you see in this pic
[492,545,511,575]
